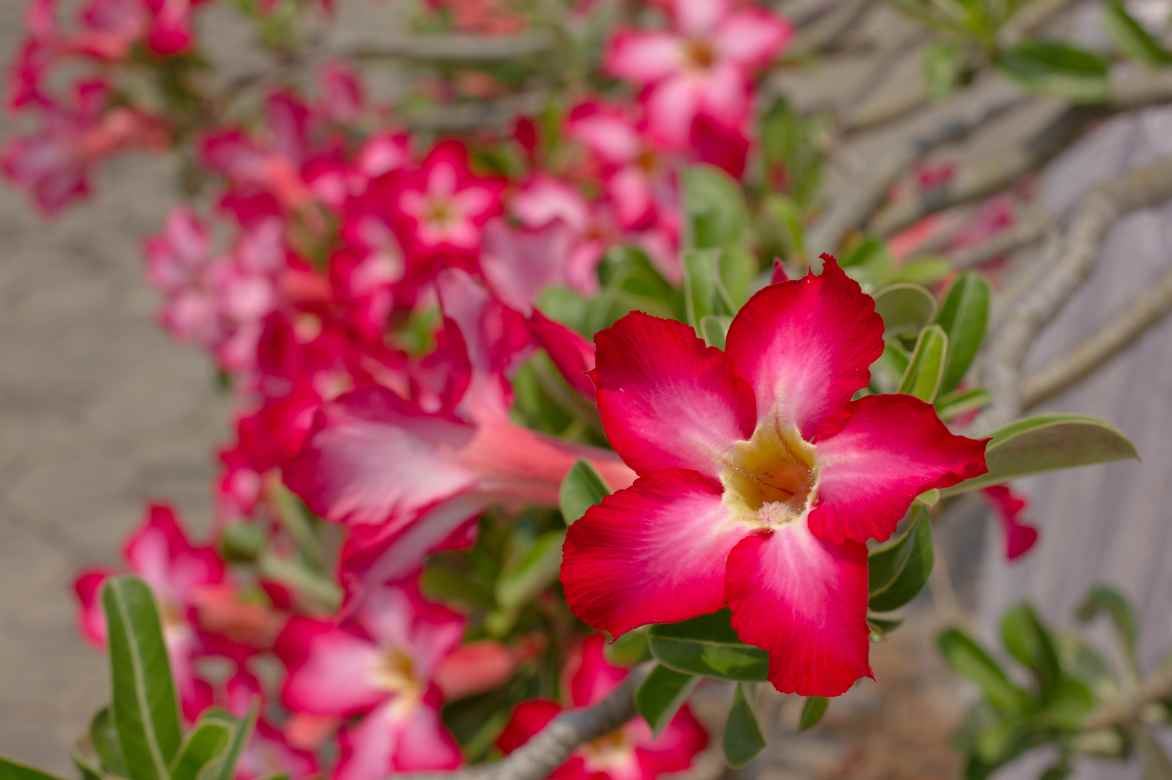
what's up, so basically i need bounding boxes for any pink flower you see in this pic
[275,581,466,778]
[283,270,634,591]
[982,485,1039,562]
[392,140,504,262]
[604,0,790,148]
[73,503,228,719]
[561,258,988,696]
[497,635,707,779]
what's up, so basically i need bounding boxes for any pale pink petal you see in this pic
[481,218,578,313]
[282,385,477,528]
[567,635,629,707]
[695,64,751,130]
[566,102,642,165]
[392,692,462,771]
[724,258,885,440]
[725,527,871,697]
[713,10,792,70]
[608,167,655,229]
[562,470,750,637]
[672,0,729,35]
[606,31,686,85]
[592,312,755,477]
[635,704,709,776]
[811,394,988,544]
[277,617,385,716]
[643,75,703,149]
[334,703,397,780]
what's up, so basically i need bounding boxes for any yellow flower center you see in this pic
[425,198,457,227]
[581,728,633,771]
[685,39,716,70]
[373,648,420,698]
[721,418,818,527]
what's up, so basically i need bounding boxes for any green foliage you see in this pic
[681,165,750,250]
[649,611,770,681]
[682,248,734,332]
[1000,604,1062,698]
[939,628,1032,717]
[0,758,66,780]
[700,315,732,350]
[799,697,830,731]
[1106,0,1172,66]
[1076,585,1139,671]
[943,414,1139,494]
[997,40,1109,101]
[898,325,949,402]
[873,283,938,340]
[168,717,231,780]
[760,99,825,207]
[605,628,651,666]
[936,386,992,422]
[868,508,935,612]
[496,530,564,609]
[636,665,698,736]
[559,460,610,525]
[935,272,990,393]
[723,683,766,768]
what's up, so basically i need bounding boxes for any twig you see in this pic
[1021,262,1172,409]
[1082,661,1172,732]
[979,155,1172,430]
[395,664,651,780]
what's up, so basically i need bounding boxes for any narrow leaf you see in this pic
[559,460,610,525]
[898,325,949,402]
[169,719,231,780]
[605,628,651,666]
[649,611,769,681]
[943,414,1139,494]
[938,628,1030,716]
[683,248,733,330]
[937,387,991,422]
[1000,603,1061,697]
[868,509,934,612]
[998,40,1110,101]
[681,165,749,250]
[636,665,699,735]
[496,530,564,609]
[723,683,766,768]
[1076,585,1139,670]
[89,707,127,776]
[1106,0,1172,66]
[935,273,989,392]
[0,758,66,780]
[101,576,183,780]
[873,283,938,338]
[700,315,731,350]
[207,704,258,780]
[799,697,829,731]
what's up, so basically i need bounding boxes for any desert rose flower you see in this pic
[73,503,228,719]
[561,257,988,696]
[982,484,1039,562]
[497,635,707,779]
[275,581,466,778]
[604,0,790,148]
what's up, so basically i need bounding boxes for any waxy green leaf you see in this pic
[1076,585,1139,670]
[681,165,749,250]
[937,387,991,422]
[636,665,699,735]
[943,414,1139,494]
[0,758,66,780]
[873,283,938,339]
[898,325,949,402]
[206,704,258,780]
[935,273,989,392]
[169,718,231,780]
[559,460,610,525]
[1000,603,1061,697]
[938,628,1031,716]
[649,611,769,681]
[101,575,183,780]
[799,696,829,731]
[682,248,734,331]
[700,315,731,350]
[868,509,934,612]
[723,683,766,768]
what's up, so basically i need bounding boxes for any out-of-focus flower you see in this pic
[561,258,988,696]
[497,635,708,778]
[276,581,466,779]
[605,0,790,148]
[982,485,1039,562]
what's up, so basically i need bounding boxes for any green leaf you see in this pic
[760,98,825,207]
[935,273,989,392]
[719,247,759,310]
[169,718,231,780]
[649,611,769,681]
[943,414,1139,494]
[868,615,903,639]
[89,707,127,776]
[923,41,966,97]
[937,628,1031,716]
[636,665,699,736]
[999,603,1061,697]
[1076,585,1139,670]
[681,165,749,250]
[0,758,66,780]
[723,683,766,768]
[1038,675,1096,731]
[559,460,610,525]
[868,508,935,612]
[700,315,731,350]
[1106,0,1172,66]
[898,325,949,402]
[937,387,991,422]
[682,248,733,330]
[761,195,807,266]
[799,697,829,731]
[605,628,651,666]
[101,576,183,780]
[873,283,938,339]
[872,339,912,392]
[496,530,564,609]
[997,40,1110,101]
[206,704,258,780]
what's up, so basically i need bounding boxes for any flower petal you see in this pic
[74,568,111,647]
[673,0,729,35]
[529,311,596,398]
[606,31,685,85]
[392,690,463,771]
[567,635,629,707]
[725,257,884,440]
[562,470,749,637]
[713,10,792,70]
[282,385,477,528]
[634,704,709,776]
[496,699,563,754]
[593,311,755,478]
[811,394,988,543]
[725,527,871,697]
[276,617,385,717]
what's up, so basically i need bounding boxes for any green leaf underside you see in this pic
[873,283,938,338]
[636,665,699,736]
[898,325,949,402]
[723,683,766,768]
[649,611,769,681]
[868,509,934,612]
[799,696,830,731]
[935,273,989,392]
[102,576,184,780]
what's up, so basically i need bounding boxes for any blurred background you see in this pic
[3,1,1172,778]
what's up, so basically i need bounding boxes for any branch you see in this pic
[979,154,1172,429]
[395,664,651,780]
[784,0,873,59]
[1082,661,1172,732]
[340,32,555,63]
[1021,262,1172,409]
